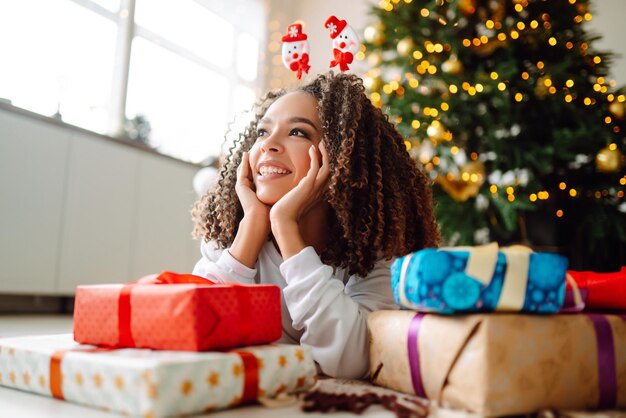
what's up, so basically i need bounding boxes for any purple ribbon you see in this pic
[588,314,617,409]
[407,313,426,398]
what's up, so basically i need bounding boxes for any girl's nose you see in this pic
[260,136,282,153]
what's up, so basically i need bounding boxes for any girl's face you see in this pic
[249,91,323,205]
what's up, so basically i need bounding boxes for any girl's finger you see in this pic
[316,142,331,185]
[237,152,249,181]
[307,145,320,179]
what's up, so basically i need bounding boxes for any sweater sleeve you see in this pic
[280,247,398,379]
[192,240,257,284]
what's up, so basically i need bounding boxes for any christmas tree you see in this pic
[363,0,626,270]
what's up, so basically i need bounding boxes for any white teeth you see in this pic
[259,166,290,176]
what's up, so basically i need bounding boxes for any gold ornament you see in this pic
[363,75,383,92]
[595,146,624,173]
[364,24,385,46]
[458,0,476,16]
[473,39,506,56]
[436,160,486,202]
[426,120,446,144]
[535,76,550,99]
[441,55,464,75]
[367,51,383,67]
[397,37,414,57]
[609,101,625,119]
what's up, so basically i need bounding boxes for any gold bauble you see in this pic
[426,121,446,144]
[397,37,414,57]
[596,146,624,173]
[458,0,476,15]
[473,39,506,56]
[436,160,485,202]
[367,51,383,67]
[609,101,625,119]
[363,75,383,92]
[535,76,550,99]
[364,24,385,46]
[461,161,486,185]
[441,55,464,75]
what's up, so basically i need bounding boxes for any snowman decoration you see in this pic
[324,16,361,72]
[281,23,310,80]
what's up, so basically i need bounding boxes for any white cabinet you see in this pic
[0,107,201,295]
[0,111,69,293]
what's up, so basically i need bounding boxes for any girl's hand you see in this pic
[229,151,271,268]
[270,142,330,228]
[236,152,271,220]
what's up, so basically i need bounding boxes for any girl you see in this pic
[192,72,439,379]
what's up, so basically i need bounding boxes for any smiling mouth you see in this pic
[258,166,292,176]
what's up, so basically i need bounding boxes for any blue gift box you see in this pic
[391,244,569,314]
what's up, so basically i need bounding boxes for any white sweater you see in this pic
[192,239,398,379]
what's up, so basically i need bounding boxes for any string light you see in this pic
[565,94,573,102]
[559,182,567,190]
[490,185,498,194]
[529,193,537,202]
[530,20,539,29]
[593,56,602,64]
[411,120,420,129]
[515,93,524,102]
[556,210,564,218]
[566,79,574,87]
[497,82,506,91]
[521,72,530,80]
[569,189,577,197]
[441,102,449,111]
[420,8,429,17]
[548,37,557,46]
[497,33,507,41]
[449,84,458,93]
[490,72,499,80]
[510,30,520,40]
[517,22,526,30]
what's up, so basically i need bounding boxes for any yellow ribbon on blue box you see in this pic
[391,242,570,313]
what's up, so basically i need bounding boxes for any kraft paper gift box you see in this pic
[74,272,282,351]
[368,310,626,416]
[0,334,316,418]
[391,243,569,314]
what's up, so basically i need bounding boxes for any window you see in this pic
[0,0,266,163]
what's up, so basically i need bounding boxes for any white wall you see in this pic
[0,106,201,295]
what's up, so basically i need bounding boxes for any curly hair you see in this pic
[192,72,440,277]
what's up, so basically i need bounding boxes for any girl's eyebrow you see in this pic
[259,116,319,133]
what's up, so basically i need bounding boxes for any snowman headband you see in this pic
[280,16,361,80]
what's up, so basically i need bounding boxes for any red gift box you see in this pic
[567,267,626,311]
[73,272,282,351]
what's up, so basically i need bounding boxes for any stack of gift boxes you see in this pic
[0,272,317,418]
[368,243,626,416]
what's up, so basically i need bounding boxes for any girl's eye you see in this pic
[257,129,268,137]
[289,128,308,138]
